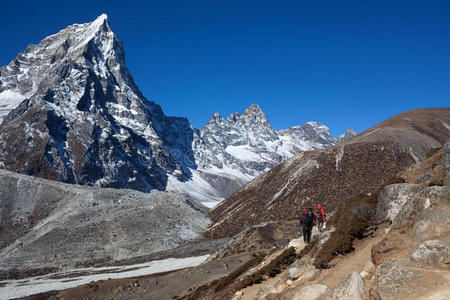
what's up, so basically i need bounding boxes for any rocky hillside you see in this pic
[207,108,450,238]
[0,168,209,277]
[0,15,354,207]
[26,142,449,299]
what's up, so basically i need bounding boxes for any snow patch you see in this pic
[225,145,264,162]
[0,90,26,123]
[335,145,345,171]
[0,254,209,299]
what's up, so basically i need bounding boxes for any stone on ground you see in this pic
[331,271,364,300]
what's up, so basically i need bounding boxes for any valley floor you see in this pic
[0,255,209,299]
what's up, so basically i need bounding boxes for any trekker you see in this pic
[301,208,314,243]
[315,205,326,232]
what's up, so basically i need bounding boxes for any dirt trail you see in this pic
[313,225,387,289]
[235,224,388,300]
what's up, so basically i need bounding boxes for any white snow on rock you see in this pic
[0,90,27,123]
[0,255,209,300]
[225,145,265,162]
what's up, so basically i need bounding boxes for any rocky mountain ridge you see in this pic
[0,14,354,206]
[207,107,450,238]
[186,104,354,206]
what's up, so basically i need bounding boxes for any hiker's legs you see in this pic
[317,220,323,231]
[306,227,312,243]
[302,226,308,242]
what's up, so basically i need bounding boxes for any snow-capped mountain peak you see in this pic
[0,15,356,208]
[0,14,194,192]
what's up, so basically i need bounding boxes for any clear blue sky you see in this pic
[1,1,449,135]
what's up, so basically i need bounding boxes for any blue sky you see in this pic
[1,1,449,135]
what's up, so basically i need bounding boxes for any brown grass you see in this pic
[214,253,265,292]
[177,253,265,300]
[237,241,317,290]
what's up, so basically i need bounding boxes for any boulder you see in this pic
[288,260,317,281]
[377,259,450,300]
[288,267,300,279]
[426,290,450,299]
[392,186,450,229]
[331,271,364,300]
[293,284,332,300]
[413,209,450,242]
[375,183,424,225]
[256,285,275,299]
[416,186,450,208]
[410,240,450,267]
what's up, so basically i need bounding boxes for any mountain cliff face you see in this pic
[0,14,197,192]
[0,15,354,206]
[207,108,450,238]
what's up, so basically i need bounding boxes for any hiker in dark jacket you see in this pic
[301,208,314,243]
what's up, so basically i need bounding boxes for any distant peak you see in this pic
[207,112,224,124]
[243,104,264,116]
[346,128,356,135]
[342,128,357,138]
[304,121,325,127]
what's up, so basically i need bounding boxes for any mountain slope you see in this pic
[206,107,450,238]
[0,168,209,274]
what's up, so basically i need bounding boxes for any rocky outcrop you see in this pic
[375,183,424,225]
[288,260,316,281]
[331,272,364,300]
[410,240,450,267]
[413,209,450,242]
[372,149,450,300]
[0,169,209,275]
[377,259,449,300]
[208,108,450,238]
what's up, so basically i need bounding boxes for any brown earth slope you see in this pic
[207,108,450,238]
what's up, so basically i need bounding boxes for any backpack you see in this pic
[302,209,314,227]
[316,208,323,219]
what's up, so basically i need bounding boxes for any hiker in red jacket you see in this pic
[315,205,326,232]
